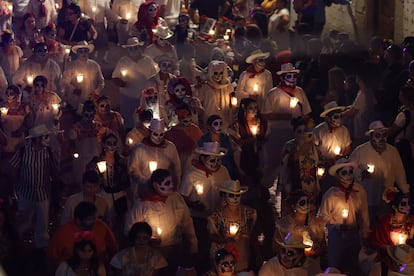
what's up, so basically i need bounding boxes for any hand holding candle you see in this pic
[97,161,107,173]
[229,222,239,236]
[253,83,259,92]
[334,146,341,156]
[76,74,84,83]
[73,152,80,159]
[367,163,375,173]
[231,94,238,108]
[290,97,299,108]
[149,161,158,172]
[27,75,34,85]
[121,69,127,77]
[194,182,204,195]
[0,107,8,116]
[317,167,325,177]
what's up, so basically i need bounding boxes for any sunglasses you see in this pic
[99,104,110,108]
[105,140,117,147]
[35,83,45,88]
[36,48,48,53]
[147,95,158,101]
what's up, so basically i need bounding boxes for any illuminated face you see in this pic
[209,119,223,134]
[295,195,309,214]
[398,197,411,214]
[34,81,46,94]
[283,72,297,88]
[147,4,157,18]
[25,16,36,29]
[216,255,235,276]
[202,155,221,171]
[103,136,118,152]
[174,84,187,100]
[41,134,50,147]
[254,57,266,69]
[82,110,95,123]
[6,89,21,103]
[246,102,258,117]
[150,130,164,144]
[157,36,167,47]
[153,176,174,196]
[370,130,387,152]
[279,247,303,269]
[328,111,342,128]
[98,100,110,114]
[225,192,241,206]
[212,70,224,83]
[337,166,354,186]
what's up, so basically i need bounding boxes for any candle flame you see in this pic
[253,83,259,92]
[195,183,204,195]
[27,75,34,85]
[229,223,239,236]
[76,74,84,83]
[0,107,8,116]
[125,12,131,20]
[367,164,375,173]
[341,208,349,219]
[317,167,325,177]
[334,146,341,156]
[157,227,162,236]
[121,69,127,77]
[231,96,238,107]
[223,34,230,41]
[290,97,299,108]
[97,161,107,173]
[250,125,258,136]
[73,153,79,159]
[128,138,133,145]
[149,161,157,172]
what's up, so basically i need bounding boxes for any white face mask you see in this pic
[370,130,387,152]
[210,119,222,134]
[225,192,241,206]
[98,101,110,114]
[337,166,354,186]
[150,130,164,145]
[174,84,186,100]
[398,198,411,214]
[153,176,174,196]
[283,72,297,88]
[328,112,342,128]
[147,4,157,17]
[41,134,50,147]
[217,256,235,276]
[202,155,221,171]
[103,137,118,152]
[295,196,310,214]
[181,116,192,127]
[212,70,224,83]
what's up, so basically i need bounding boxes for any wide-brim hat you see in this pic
[219,180,248,194]
[195,141,227,156]
[152,25,173,39]
[26,124,50,139]
[386,245,414,274]
[276,232,311,249]
[72,40,94,54]
[328,158,358,176]
[364,120,389,136]
[320,101,347,118]
[122,37,144,48]
[276,63,300,75]
[148,118,169,133]
[245,49,270,64]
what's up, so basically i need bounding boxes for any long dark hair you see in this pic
[67,239,100,275]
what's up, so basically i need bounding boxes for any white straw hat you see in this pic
[26,124,50,139]
[71,40,94,54]
[195,141,227,156]
[219,180,248,194]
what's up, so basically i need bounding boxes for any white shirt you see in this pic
[77,0,115,24]
[312,122,351,160]
[259,256,308,276]
[26,0,57,29]
[236,68,273,110]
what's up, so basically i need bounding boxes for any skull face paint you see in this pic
[147,3,157,18]
[337,166,354,186]
[208,61,226,84]
[98,100,110,114]
[295,195,310,214]
[104,136,118,152]
[328,112,343,128]
[202,155,221,171]
[82,110,95,122]
[217,255,235,276]
[283,72,297,88]
[225,192,241,206]
[210,119,223,134]
[6,89,21,103]
[150,130,165,145]
[157,36,167,47]
[370,130,387,152]
[174,84,187,100]
[34,81,46,94]
[398,197,411,214]
[254,57,266,69]
[153,176,174,196]
[181,116,192,127]
[246,102,258,117]
[279,247,303,269]
[213,70,224,83]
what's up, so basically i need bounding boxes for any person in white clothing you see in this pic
[268,0,290,50]
[349,120,409,226]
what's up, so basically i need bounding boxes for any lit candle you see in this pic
[97,161,107,173]
[367,163,375,174]
[250,125,258,136]
[55,2,59,9]
[125,12,131,20]
[398,233,408,245]
[51,103,59,112]
[157,227,162,236]
[0,107,8,116]
[65,48,71,55]
[27,75,34,85]
[92,6,97,13]
[128,138,133,145]
[73,152,79,159]
[390,231,408,245]
[231,96,238,108]
[149,161,158,172]
[289,97,299,108]
[76,74,84,83]
[341,208,349,219]
[194,182,204,195]
[208,29,215,36]
[334,146,341,156]
[257,233,265,243]
[121,69,127,77]
[229,222,239,236]
[223,34,230,41]
[303,231,313,253]
[317,167,325,177]
[253,83,259,92]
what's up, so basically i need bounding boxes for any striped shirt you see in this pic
[9,143,57,201]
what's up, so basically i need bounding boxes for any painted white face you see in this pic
[213,70,224,83]
[254,57,266,69]
[104,137,118,152]
[6,89,21,103]
[153,176,174,196]
[337,166,354,186]
[150,130,165,144]
[398,197,411,214]
[225,192,241,206]
[145,94,158,107]
[328,112,342,128]
[279,247,303,269]
[157,36,167,47]
[283,72,297,88]
[370,130,387,152]
[174,84,187,100]
[217,255,235,276]
[34,81,46,94]
[41,134,50,147]
[98,101,110,114]
[202,155,221,171]
[295,196,309,214]
[181,116,192,127]
[210,119,223,133]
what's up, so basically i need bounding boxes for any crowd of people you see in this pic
[2,0,414,275]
